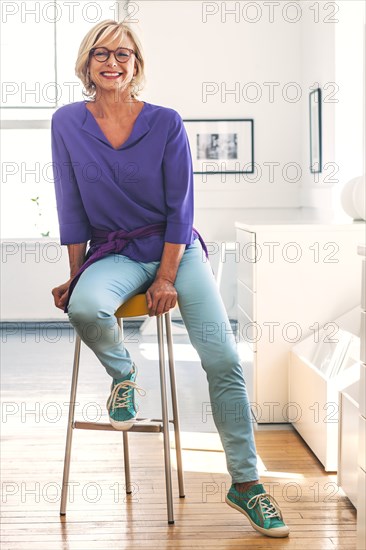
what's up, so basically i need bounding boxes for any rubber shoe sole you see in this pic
[225,496,290,538]
[108,413,138,431]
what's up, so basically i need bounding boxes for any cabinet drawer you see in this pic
[237,279,255,321]
[238,304,257,353]
[362,259,366,310]
[359,415,366,473]
[361,311,366,365]
[236,229,256,292]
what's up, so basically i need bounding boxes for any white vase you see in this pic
[353,175,366,220]
[340,176,365,220]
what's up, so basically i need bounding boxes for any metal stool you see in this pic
[60,293,185,524]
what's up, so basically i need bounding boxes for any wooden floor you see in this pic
[1,325,357,549]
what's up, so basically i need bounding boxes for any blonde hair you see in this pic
[75,19,145,100]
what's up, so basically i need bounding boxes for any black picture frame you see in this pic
[309,88,322,173]
[183,118,254,174]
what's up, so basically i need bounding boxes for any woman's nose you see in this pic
[105,53,117,66]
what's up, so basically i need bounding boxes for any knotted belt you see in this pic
[63,222,209,313]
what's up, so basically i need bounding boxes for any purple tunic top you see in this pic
[51,100,206,262]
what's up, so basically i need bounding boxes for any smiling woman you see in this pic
[50,18,289,539]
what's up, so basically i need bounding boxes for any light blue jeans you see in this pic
[67,238,259,483]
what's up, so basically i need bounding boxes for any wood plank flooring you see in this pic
[1,324,357,549]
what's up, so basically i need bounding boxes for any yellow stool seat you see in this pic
[115,293,150,318]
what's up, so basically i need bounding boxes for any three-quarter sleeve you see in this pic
[51,116,92,245]
[162,111,194,244]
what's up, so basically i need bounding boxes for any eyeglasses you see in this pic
[90,47,136,63]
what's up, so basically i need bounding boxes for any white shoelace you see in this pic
[107,380,146,411]
[247,492,283,520]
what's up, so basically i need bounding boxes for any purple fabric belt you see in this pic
[63,223,209,314]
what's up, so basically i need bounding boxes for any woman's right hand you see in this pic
[51,278,72,310]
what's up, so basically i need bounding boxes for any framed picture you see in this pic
[309,88,322,173]
[183,118,254,174]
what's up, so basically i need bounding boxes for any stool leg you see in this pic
[116,317,133,496]
[157,314,174,524]
[123,432,132,494]
[165,311,185,498]
[60,333,81,515]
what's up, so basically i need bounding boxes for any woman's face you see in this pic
[88,35,137,97]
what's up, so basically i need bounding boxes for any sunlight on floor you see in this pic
[169,431,305,480]
[173,449,228,474]
[139,343,201,361]
[260,470,305,480]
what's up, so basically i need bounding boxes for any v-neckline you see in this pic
[84,100,146,151]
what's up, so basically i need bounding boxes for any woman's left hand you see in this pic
[146,277,178,317]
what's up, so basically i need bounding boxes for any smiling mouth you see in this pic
[100,72,123,79]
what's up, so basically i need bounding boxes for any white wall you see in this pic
[299,0,365,221]
[333,0,365,219]
[1,240,70,321]
[134,0,304,243]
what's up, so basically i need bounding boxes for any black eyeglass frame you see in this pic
[89,47,137,63]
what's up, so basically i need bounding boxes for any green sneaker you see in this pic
[106,363,146,430]
[225,483,289,538]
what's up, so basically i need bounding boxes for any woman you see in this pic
[51,20,289,538]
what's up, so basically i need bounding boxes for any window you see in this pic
[0,0,129,238]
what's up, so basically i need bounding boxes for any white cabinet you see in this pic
[357,467,366,550]
[338,381,360,507]
[357,247,366,550]
[235,221,365,423]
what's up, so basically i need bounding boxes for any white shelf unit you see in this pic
[235,221,365,423]
[289,306,360,472]
[357,245,366,550]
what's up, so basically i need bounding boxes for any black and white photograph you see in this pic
[196,132,238,160]
[185,119,254,174]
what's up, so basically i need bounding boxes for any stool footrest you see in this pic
[73,420,163,433]
[141,417,174,424]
